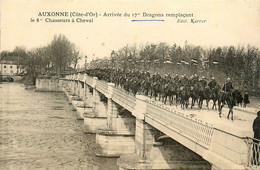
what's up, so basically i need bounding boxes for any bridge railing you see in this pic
[79,74,84,81]
[96,80,108,96]
[85,75,93,87]
[112,87,136,112]
[146,100,214,149]
[245,137,260,168]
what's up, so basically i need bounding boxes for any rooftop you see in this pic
[0,60,20,65]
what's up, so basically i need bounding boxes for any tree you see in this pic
[48,34,78,75]
[243,45,259,87]
[70,46,81,69]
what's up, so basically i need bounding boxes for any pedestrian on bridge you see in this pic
[243,91,250,108]
[253,111,260,141]
[252,111,260,165]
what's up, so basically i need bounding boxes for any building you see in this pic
[0,60,24,76]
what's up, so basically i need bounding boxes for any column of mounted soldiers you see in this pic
[85,67,249,115]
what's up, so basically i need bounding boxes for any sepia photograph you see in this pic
[0,0,260,169]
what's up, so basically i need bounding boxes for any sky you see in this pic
[1,0,260,66]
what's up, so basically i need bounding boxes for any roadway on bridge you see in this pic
[145,97,257,137]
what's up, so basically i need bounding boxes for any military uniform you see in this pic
[208,79,217,89]
[223,81,233,92]
[200,79,207,88]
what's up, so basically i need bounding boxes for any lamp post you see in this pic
[85,55,88,71]
[111,50,115,68]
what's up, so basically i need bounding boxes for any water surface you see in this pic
[0,83,118,170]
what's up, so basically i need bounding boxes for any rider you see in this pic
[189,75,195,86]
[208,77,217,89]
[181,74,189,86]
[155,72,161,81]
[173,74,180,82]
[193,74,199,84]
[164,73,171,83]
[223,77,234,93]
[199,76,207,88]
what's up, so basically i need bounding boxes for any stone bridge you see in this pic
[0,75,23,82]
[38,73,259,170]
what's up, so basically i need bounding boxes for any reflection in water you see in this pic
[0,83,118,170]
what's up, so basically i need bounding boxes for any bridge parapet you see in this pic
[145,100,214,149]
[78,73,84,81]
[112,87,136,113]
[96,80,108,97]
[85,75,93,87]
[72,74,76,80]
[76,73,80,81]
[245,138,260,169]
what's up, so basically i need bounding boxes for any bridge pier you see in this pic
[70,75,84,115]
[83,74,93,107]
[74,81,92,120]
[69,78,74,95]
[84,77,107,133]
[117,95,211,169]
[62,75,92,120]
[95,83,136,157]
[117,118,210,170]
[92,77,107,117]
[71,74,77,96]
[78,81,84,100]
[66,75,79,104]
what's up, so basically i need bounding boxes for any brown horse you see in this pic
[190,83,200,109]
[219,90,238,120]
[211,84,222,110]
[179,85,191,109]
[163,81,177,105]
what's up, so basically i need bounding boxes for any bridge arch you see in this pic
[3,77,14,82]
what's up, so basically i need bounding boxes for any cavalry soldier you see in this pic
[146,71,150,78]
[164,73,171,83]
[193,74,199,84]
[189,75,196,86]
[200,76,207,88]
[180,74,189,86]
[173,74,179,82]
[208,77,217,89]
[243,91,250,108]
[155,72,161,81]
[223,77,233,93]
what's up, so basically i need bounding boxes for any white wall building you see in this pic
[0,60,24,76]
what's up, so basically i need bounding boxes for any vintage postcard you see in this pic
[1,0,260,170]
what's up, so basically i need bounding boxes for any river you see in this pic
[0,83,119,170]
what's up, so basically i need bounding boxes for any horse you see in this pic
[131,78,141,96]
[124,78,131,93]
[163,81,176,105]
[211,85,222,110]
[141,77,151,96]
[198,84,206,109]
[190,83,200,109]
[204,86,211,109]
[233,89,243,107]
[179,85,191,109]
[219,90,237,120]
[150,81,162,101]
